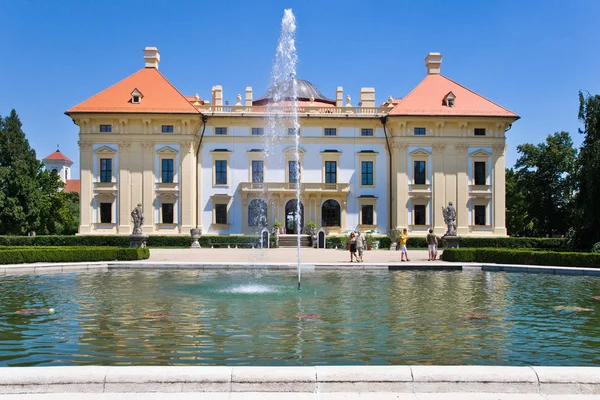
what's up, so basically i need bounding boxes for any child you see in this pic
[400,228,410,262]
[426,228,437,261]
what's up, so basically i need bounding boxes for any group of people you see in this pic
[399,228,440,262]
[347,231,366,262]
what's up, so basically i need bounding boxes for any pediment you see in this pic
[284,146,306,154]
[157,192,179,200]
[470,149,491,157]
[156,146,179,154]
[94,146,117,154]
[131,88,143,97]
[409,148,431,156]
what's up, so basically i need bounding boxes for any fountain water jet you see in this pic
[264,9,302,290]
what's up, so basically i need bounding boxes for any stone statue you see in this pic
[442,202,457,236]
[131,204,144,235]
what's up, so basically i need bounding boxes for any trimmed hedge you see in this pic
[449,237,567,249]
[0,246,150,265]
[442,248,600,268]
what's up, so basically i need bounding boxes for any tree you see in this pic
[0,109,63,235]
[573,92,600,249]
[505,168,533,236]
[513,131,577,237]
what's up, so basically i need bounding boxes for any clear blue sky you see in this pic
[1,0,599,179]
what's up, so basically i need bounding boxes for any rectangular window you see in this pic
[474,205,486,225]
[474,162,486,185]
[324,128,337,136]
[414,204,426,225]
[414,127,426,136]
[361,161,373,185]
[215,127,228,135]
[99,125,112,133]
[362,205,374,225]
[474,128,486,136]
[252,160,264,183]
[325,161,337,184]
[100,203,112,223]
[288,127,299,135]
[414,161,426,184]
[215,160,227,185]
[289,161,301,183]
[361,128,373,137]
[252,128,264,136]
[215,204,227,224]
[161,159,174,183]
[162,203,174,224]
[100,158,112,183]
[161,125,174,133]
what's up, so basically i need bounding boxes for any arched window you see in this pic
[248,199,268,227]
[322,199,341,227]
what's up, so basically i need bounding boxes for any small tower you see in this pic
[43,147,73,184]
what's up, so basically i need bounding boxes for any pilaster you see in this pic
[142,141,155,234]
[180,140,196,231]
[118,141,131,234]
[393,139,409,229]
[432,143,446,234]
[455,144,469,235]
[78,140,93,234]
[493,143,507,236]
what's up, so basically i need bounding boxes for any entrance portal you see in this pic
[285,199,304,234]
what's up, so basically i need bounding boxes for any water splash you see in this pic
[220,284,281,294]
[264,9,302,289]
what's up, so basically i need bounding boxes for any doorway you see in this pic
[285,199,304,234]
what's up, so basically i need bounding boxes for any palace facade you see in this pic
[66,47,518,237]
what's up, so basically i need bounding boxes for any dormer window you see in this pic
[443,91,456,107]
[131,88,143,104]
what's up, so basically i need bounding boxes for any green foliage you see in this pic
[592,242,600,253]
[453,237,567,249]
[510,131,577,237]
[0,109,75,235]
[0,246,149,264]
[442,248,600,268]
[573,92,600,249]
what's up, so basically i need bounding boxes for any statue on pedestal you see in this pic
[442,202,457,237]
[131,204,144,235]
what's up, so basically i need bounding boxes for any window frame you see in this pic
[361,128,374,137]
[474,204,486,226]
[324,128,337,136]
[100,158,112,183]
[474,161,486,186]
[99,124,112,133]
[414,127,426,136]
[161,125,174,133]
[413,160,426,185]
[210,150,232,187]
[414,204,427,226]
[325,161,337,184]
[251,127,264,136]
[321,199,341,227]
[252,160,264,183]
[99,202,112,224]
[474,128,486,136]
[357,151,378,188]
[215,127,228,135]
[161,203,174,224]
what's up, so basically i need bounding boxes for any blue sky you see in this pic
[1,0,599,179]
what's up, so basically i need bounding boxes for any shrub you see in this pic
[0,246,149,265]
[592,242,600,253]
[442,248,600,268]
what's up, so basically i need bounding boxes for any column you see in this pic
[118,141,132,234]
[395,142,409,229]
[455,144,469,235]
[493,143,507,236]
[432,143,446,234]
[78,140,93,234]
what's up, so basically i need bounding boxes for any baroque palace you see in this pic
[66,47,518,237]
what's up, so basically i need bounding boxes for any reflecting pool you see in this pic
[1,269,599,366]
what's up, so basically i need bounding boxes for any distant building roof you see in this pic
[43,150,73,164]
[389,74,519,118]
[64,179,80,194]
[66,68,199,114]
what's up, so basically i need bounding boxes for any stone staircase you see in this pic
[277,234,312,247]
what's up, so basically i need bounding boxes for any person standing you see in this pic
[400,228,410,262]
[349,233,358,262]
[356,231,366,263]
[426,229,438,261]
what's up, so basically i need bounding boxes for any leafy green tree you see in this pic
[513,131,577,237]
[505,168,533,236]
[0,110,64,235]
[573,92,600,249]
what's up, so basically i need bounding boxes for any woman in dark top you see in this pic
[349,232,357,262]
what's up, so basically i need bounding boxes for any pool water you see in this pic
[1,269,599,366]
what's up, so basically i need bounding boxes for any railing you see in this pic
[240,182,350,192]
[197,104,390,115]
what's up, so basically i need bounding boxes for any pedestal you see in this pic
[442,235,460,249]
[130,234,149,248]
[190,228,202,249]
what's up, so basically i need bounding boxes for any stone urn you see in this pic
[190,228,202,248]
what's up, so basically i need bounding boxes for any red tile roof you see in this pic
[66,68,200,114]
[43,150,73,163]
[64,180,80,194]
[389,74,518,118]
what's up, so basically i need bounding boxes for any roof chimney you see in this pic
[425,52,442,75]
[144,47,160,69]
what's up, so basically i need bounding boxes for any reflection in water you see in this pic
[0,269,599,366]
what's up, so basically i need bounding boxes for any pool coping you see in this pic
[2,261,600,276]
[0,366,598,395]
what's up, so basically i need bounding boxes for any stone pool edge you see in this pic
[0,366,598,395]
[3,261,600,276]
